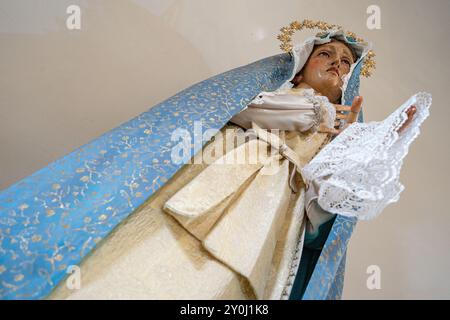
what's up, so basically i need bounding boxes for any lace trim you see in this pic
[301,89,336,130]
[280,193,306,300]
[301,92,431,220]
[280,229,304,300]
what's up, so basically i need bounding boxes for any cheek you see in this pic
[305,58,329,79]
[309,58,325,70]
[304,59,325,77]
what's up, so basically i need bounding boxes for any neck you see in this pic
[294,81,341,103]
[294,82,313,90]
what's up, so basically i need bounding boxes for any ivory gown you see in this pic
[48,87,333,300]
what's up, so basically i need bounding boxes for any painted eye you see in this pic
[342,59,351,66]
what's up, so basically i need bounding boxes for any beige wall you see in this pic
[0,0,449,299]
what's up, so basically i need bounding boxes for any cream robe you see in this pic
[48,88,333,300]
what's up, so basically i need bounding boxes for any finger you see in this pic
[334,120,340,127]
[398,107,415,133]
[327,127,341,135]
[336,113,347,120]
[406,105,417,115]
[334,104,352,112]
[397,105,416,134]
[347,96,363,123]
[405,105,416,121]
[318,125,341,136]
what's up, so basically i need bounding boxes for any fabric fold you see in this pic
[202,159,292,299]
[163,138,271,240]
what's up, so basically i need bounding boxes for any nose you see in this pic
[331,57,340,68]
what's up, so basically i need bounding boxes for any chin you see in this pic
[322,86,342,103]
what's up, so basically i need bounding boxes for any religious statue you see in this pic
[0,20,431,300]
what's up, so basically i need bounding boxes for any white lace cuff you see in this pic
[301,92,431,220]
[301,88,336,130]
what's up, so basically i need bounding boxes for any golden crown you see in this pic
[277,19,375,77]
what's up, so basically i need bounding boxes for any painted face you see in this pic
[296,39,355,103]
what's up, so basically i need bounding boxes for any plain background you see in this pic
[0,0,449,299]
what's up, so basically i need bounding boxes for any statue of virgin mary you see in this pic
[0,20,431,300]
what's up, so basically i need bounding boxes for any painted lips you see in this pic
[327,68,339,76]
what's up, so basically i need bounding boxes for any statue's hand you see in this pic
[318,96,363,136]
[397,105,416,134]
[318,97,416,136]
